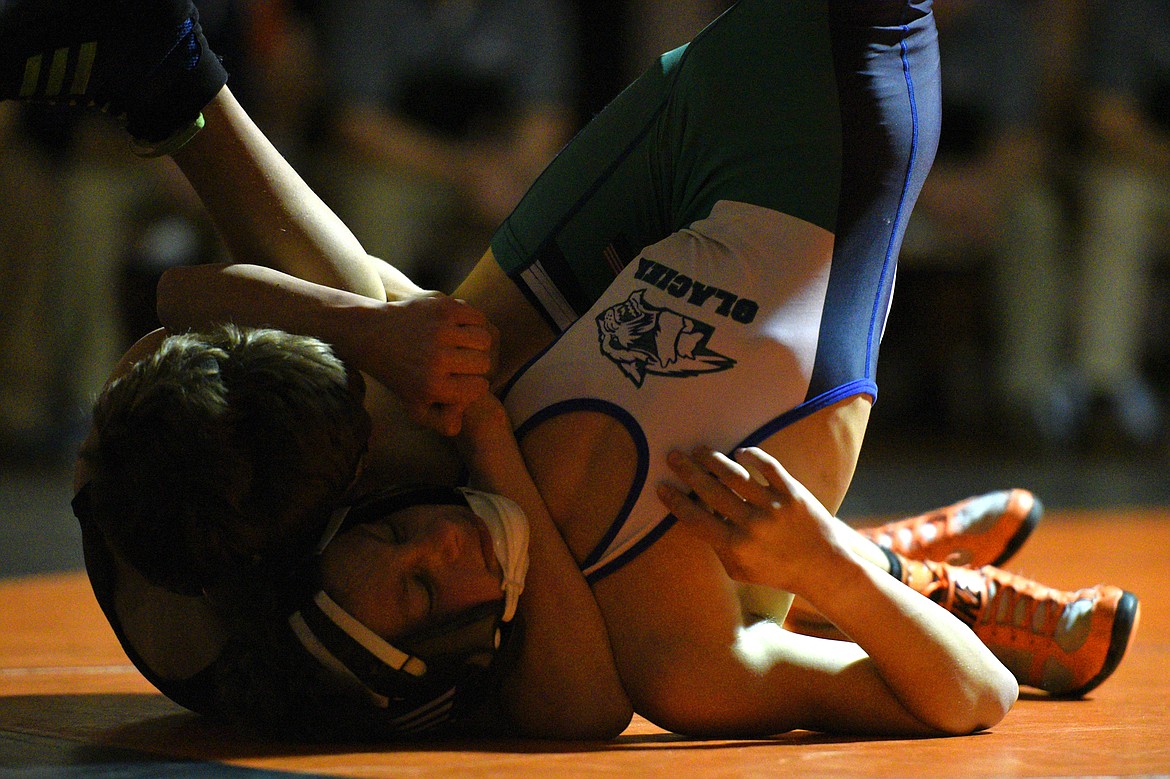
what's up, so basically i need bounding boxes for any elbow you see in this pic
[626,662,777,739]
[925,670,1019,736]
[518,696,633,741]
[574,698,635,741]
[971,668,1020,732]
[508,669,634,740]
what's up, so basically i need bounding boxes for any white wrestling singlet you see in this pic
[503,200,860,582]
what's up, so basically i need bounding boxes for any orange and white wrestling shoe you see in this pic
[903,559,1141,697]
[857,489,1042,567]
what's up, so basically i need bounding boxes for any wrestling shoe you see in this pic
[903,559,1141,697]
[0,0,228,154]
[858,489,1042,567]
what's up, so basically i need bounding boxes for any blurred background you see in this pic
[2,0,1169,578]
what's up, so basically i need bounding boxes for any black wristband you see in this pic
[880,545,903,583]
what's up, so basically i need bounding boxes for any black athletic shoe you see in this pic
[0,0,227,151]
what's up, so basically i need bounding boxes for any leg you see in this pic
[604,445,1016,737]
[1074,161,1164,444]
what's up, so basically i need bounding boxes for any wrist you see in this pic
[788,542,874,607]
[459,397,510,449]
[314,294,390,364]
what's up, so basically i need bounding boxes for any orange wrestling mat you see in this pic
[2,511,1168,778]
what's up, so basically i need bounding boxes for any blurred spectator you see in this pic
[0,105,214,467]
[899,0,1073,442]
[313,0,578,292]
[0,0,314,466]
[0,104,87,466]
[1060,0,1170,448]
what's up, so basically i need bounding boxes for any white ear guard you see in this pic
[458,487,530,623]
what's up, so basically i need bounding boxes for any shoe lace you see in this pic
[979,568,1064,638]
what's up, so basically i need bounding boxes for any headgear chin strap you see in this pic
[288,485,530,734]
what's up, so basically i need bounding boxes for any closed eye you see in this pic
[398,573,433,628]
[362,518,406,544]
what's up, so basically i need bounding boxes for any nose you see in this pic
[409,517,466,569]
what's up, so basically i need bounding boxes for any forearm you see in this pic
[158,258,493,435]
[171,87,423,300]
[459,402,631,738]
[157,263,387,358]
[500,488,633,739]
[657,447,1016,736]
[792,551,1017,734]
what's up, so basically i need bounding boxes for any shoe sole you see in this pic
[1055,590,1141,699]
[989,494,1044,567]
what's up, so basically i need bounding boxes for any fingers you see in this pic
[655,480,733,551]
[657,446,802,541]
[436,296,493,343]
[433,374,491,406]
[732,447,797,498]
[445,296,490,326]
[734,447,836,527]
[665,449,749,521]
[435,346,493,381]
[668,447,782,517]
[730,446,814,507]
[428,298,496,382]
[446,321,495,353]
[404,294,495,354]
[656,446,771,552]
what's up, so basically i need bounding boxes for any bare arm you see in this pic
[457,395,632,739]
[157,263,492,435]
[170,86,420,301]
[161,87,502,433]
[653,446,1017,736]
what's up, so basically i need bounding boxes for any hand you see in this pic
[358,293,498,436]
[656,446,847,594]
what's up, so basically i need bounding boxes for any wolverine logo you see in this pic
[596,289,735,387]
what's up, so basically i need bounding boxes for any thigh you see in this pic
[757,394,872,516]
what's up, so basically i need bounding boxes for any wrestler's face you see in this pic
[319,503,504,639]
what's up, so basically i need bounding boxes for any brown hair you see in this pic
[79,325,371,602]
